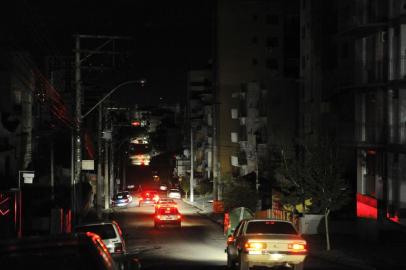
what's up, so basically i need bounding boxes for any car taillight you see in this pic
[288,242,307,252]
[177,214,181,219]
[114,243,123,253]
[244,241,267,254]
[156,215,162,220]
[227,236,234,244]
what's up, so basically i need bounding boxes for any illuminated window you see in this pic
[231,132,238,143]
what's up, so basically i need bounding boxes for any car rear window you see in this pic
[245,221,297,235]
[75,224,116,239]
[158,207,178,215]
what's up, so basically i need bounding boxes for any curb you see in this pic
[182,199,224,228]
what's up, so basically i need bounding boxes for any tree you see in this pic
[277,149,309,212]
[277,137,351,251]
[222,174,258,212]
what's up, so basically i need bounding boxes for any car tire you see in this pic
[226,252,235,269]
[238,255,249,270]
[293,262,304,270]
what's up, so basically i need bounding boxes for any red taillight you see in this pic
[227,236,234,244]
[288,242,307,252]
[177,214,181,219]
[156,215,161,220]
[244,242,267,252]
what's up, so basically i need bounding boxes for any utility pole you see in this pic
[109,121,115,199]
[212,102,219,201]
[73,34,133,215]
[190,128,194,203]
[73,35,81,225]
[104,109,110,210]
[96,106,103,217]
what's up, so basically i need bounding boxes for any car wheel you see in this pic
[293,262,304,270]
[226,252,235,269]
[238,255,249,270]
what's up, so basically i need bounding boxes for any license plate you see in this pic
[161,215,175,220]
[269,253,283,260]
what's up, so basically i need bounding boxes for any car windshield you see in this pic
[169,189,179,193]
[75,224,116,239]
[1,244,102,270]
[114,193,128,199]
[158,207,178,215]
[245,221,297,235]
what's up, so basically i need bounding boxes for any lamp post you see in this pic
[74,79,145,219]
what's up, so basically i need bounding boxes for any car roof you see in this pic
[0,233,117,269]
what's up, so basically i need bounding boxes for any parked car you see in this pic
[0,232,117,270]
[226,219,307,270]
[75,221,126,256]
[112,191,133,207]
[167,188,181,199]
[138,190,159,206]
[154,206,182,229]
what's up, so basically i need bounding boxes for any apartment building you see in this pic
[301,0,406,234]
[187,69,214,191]
[215,0,299,205]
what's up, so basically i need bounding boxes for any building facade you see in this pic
[215,0,299,206]
[301,0,406,233]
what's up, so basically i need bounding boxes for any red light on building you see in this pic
[367,149,376,155]
[131,121,141,126]
[356,193,377,219]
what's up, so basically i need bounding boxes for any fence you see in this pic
[255,208,300,230]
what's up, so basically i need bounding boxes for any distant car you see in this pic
[167,188,181,199]
[139,190,159,206]
[159,184,168,191]
[155,198,177,213]
[0,232,117,270]
[154,206,182,229]
[75,221,127,256]
[111,191,133,207]
[226,219,307,270]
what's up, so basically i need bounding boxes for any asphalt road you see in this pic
[111,200,363,270]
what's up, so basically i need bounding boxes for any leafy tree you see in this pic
[277,137,351,251]
[277,149,309,212]
[222,174,258,212]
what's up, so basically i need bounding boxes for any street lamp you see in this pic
[73,79,146,220]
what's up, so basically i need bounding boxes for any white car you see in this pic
[75,220,127,256]
[226,219,307,270]
[167,188,181,199]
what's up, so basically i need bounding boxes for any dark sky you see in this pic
[2,0,214,105]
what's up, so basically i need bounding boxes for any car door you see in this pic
[228,220,245,260]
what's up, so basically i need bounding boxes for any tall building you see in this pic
[301,0,406,234]
[187,69,214,193]
[215,0,299,206]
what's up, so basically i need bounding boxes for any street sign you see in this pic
[21,172,35,184]
[82,160,95,170]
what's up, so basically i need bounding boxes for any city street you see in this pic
[111,200,364,270]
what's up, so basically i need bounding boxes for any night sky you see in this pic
[2,0,214,105]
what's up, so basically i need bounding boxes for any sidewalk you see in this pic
[183,195,406,270]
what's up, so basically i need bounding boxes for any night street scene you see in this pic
[1,0,406,269]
